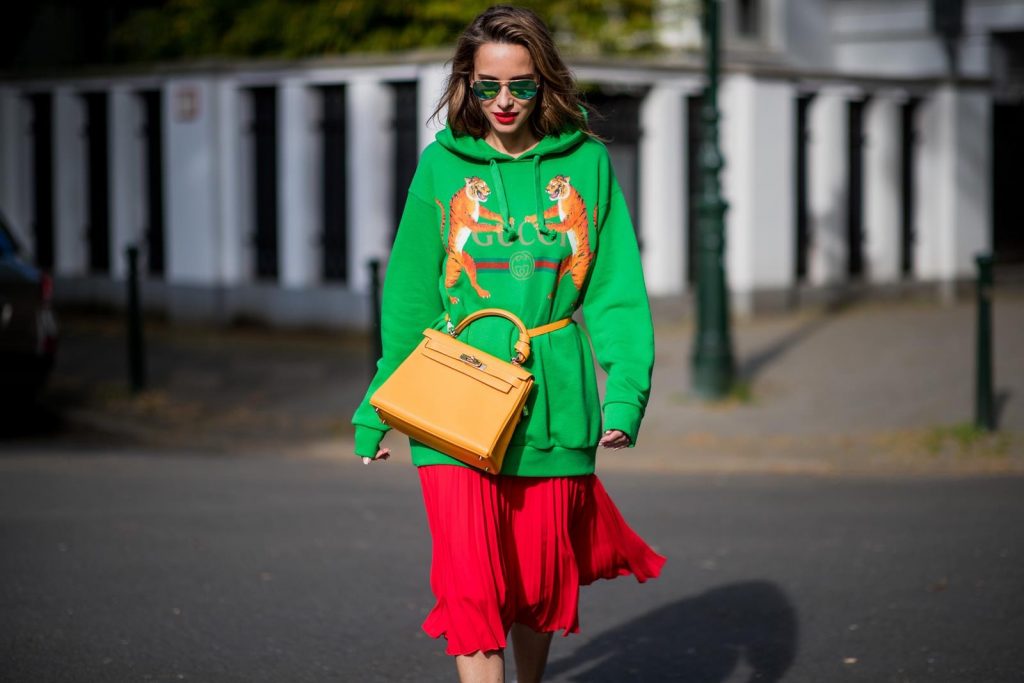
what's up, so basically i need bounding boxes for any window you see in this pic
[736,0,761,39]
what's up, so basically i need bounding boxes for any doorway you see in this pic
[82,92,110,274]
[139,90,165,277]
[320,85,347,283]
[584,89,645,249]
[28,93,54,269]
[250,87,279,281]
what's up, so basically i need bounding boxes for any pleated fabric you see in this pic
[419,465,666,656]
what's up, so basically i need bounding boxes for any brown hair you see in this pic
[432,5,591,139]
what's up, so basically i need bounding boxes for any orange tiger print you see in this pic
[436,177,505,303]
[526,175,593,291]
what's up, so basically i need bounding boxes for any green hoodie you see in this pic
[351,125,654,476]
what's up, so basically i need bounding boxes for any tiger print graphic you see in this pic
[526,175,593,291]
[436,177,506,303]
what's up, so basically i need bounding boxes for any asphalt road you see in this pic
[2,447,1023,682]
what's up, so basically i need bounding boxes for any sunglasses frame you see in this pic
[470,78,540,101]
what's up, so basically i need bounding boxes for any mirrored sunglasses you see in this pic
[471,79,539,101]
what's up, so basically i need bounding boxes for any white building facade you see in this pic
[0,0,1021,327]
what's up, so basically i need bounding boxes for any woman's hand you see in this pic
[362,447,391,465]
[599,429,631,450]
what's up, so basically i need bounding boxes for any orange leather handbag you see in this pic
[370,308,570,473]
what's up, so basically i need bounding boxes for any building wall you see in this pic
[830,0,1024,77]
[777,0,835,69]
[1,0,1017,328]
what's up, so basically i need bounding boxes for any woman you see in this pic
[352,6,665,682]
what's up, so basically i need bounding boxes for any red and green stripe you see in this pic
[473,257,562,271]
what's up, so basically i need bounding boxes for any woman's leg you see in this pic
[456,649,505,683]
[510,623,553,683]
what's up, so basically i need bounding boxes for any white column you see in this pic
[0,89,27,242]
[721,74,796,313]
[53,88,87,276]
[638,80,688,296]
[347,79,396,293]
[278,79,321,288]
[109,86,145,279]
[807,87,851,286]
[214,79,244,285]
[417,63,449,152]
[863,92,903,284]
[914,84,990,297]
[164,78,220,285]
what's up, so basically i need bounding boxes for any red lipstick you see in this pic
[494,112,518,125]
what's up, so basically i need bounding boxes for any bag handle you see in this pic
[451,307,532,365]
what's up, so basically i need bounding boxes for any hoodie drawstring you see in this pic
[488,155,556,243]
[533,156,556,239]
[488,159,517,242]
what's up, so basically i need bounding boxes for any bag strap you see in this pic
[448,309,573,366]
[451,308,531,365]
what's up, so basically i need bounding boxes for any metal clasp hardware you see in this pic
[459,353,485,370]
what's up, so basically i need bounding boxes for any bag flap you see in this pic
[421,329,533,385]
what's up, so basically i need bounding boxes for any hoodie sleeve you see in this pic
[350,190,445,458]
[580,184,654,448]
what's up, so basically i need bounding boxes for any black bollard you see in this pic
[126,245,146,393]
[368,259,383,373]
[974,253,994,431]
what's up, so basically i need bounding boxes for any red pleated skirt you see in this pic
[418,464,666,656]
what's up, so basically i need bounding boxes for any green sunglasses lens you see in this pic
[472,81,502,99]
[508,80,538,99]
[471,79,539,100]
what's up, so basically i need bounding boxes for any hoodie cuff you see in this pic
[354,425,387,458]
[602,402,644,448]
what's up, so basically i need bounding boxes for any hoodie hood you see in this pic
[434,125,587,162]
[435,126,588,242]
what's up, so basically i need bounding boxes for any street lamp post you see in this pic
[691,0,735,399]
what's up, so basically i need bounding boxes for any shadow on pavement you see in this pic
[735,290,870,385]
[547,581,797,682]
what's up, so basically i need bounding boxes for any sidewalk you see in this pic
[21,293,1024,476]
[631,294,1023,475]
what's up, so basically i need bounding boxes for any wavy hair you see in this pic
[432,5,592,139]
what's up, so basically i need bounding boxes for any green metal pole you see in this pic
[691,0,735,399]
[975,253,994,431]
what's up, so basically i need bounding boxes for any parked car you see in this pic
[0,211,58,397]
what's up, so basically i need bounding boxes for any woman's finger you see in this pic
[362,448,392,464]
[600,430,625,445]
[599,430,632,449]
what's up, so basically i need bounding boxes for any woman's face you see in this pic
[472,42,538,139]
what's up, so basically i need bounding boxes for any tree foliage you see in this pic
[108,0,660,62]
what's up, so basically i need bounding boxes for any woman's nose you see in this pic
[495,84,513,107]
